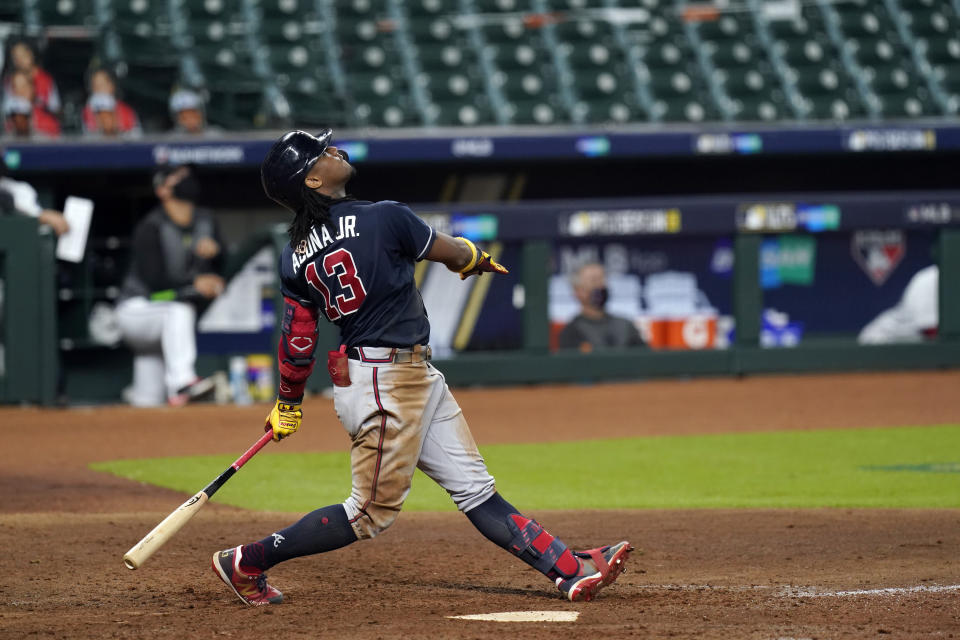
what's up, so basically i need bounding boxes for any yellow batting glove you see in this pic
[457,238,509,280]
[265,399,302,441]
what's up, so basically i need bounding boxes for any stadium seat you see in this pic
[504,99,562,125]
[650,97,711,122]
[696,15,752,43]
[480,18,532,43]
[417,71,482,101]
[406,0,460,17]
[901,9,959,37]
[573,98,638,124]
[352,99,419,127]
[848,38,899,66]
[703,40,757,68]
[407,16,460,44]
[24,0,95,26]
[337,0,391,19]
[417,43,474,71]
[916,36,960,65]
[552,19,616,43]
[562,43,623,70]
[429,99,495,126]
[729,96,781,122]
[492,70,556,100]
[487,42,548,70]
[571,70,624,98]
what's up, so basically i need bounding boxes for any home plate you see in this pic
[447,611,580,623]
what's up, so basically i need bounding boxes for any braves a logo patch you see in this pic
[289,336,314,353]
[852,230,905,286]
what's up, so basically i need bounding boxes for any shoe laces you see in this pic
[254,573,269,593]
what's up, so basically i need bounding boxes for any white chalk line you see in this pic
[629,583,960,597]
[784,584,960,597]
[448,611,580,622]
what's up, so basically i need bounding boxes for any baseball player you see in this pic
[211,130,632,605]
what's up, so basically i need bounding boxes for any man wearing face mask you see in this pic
[558,261,643,352]
[115,165,225,406]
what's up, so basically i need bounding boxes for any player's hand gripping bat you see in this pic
[122,430,273,570]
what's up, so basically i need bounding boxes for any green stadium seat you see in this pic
[803,94,860,120]
[650,97,711,122]
[353,99,419,127]
[696,15,751,42]
[932,64,960,93]
[417,43,473,71]
[256,0,311,19]
[573,98,637,124]
[487,42,547,70]
[346,71,406,102]
[703,40,757,68]
[417,71,482,101]
[562,43,622,70]
[429,100,495,126]
[902,9,958,37]
[645,69,697,98]
[552,20,616,42]
[874,92,936,118]
[729,96,781,122]
[340,43,399,73]
[849,37,899,66]
[492,71,555,99]
[774,38,831,67]
[917,36,960,65]
[337,0,391,19]
[571,70,624,98]
[473,0,526,12]
[861,64,923,94]
[407,17,460,44]
[480,19,533,43]
[337,17,395,45]
[504,99,562,125]
[259,17,312,43]
[715,68,772,97]
[25,0,95,26]
[765,18,814,40]
[267,42,326,74]
[406,0,460,17]
[543,0,608,9]
[643,41,690,69]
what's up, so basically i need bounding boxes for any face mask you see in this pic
[172,175,200,202]
[588,287,609,309]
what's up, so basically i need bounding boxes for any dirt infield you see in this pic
[2,371,960,639]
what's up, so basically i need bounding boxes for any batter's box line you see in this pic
[780,584,960,598]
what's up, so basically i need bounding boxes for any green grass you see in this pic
[90,425,960,512]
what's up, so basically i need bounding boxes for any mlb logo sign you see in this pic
[851,230,905,286]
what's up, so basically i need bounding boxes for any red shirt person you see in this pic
[81,69,141,137]
[5,41,60,115]
[4,70,60,137]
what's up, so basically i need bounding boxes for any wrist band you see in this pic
[457,237,480,273]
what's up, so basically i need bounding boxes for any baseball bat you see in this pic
[122,430,273,570]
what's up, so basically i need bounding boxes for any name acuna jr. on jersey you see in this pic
[291,214,358,272]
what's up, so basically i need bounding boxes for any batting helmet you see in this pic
[261,129,333,213]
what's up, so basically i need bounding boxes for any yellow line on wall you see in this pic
[453,242,503,351]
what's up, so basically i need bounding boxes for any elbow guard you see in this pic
[278,297,319,383]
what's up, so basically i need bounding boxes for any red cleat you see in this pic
[555,541,633,602]
[211,546,283,606]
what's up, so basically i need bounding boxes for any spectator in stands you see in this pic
[169,88,212,135]
[4,69,61,137]
[114,165,225,407]
[558,262,643,352]
[82,68,141,138]
[4,40,60,115]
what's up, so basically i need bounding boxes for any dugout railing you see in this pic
[2,195,959,405]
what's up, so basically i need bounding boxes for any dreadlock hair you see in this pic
[288,185,353,248]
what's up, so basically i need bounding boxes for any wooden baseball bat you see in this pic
[123,430,273,570]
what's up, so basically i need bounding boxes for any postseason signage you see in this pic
[5,123,960,171]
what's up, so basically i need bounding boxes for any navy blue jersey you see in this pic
[279,199,437,347]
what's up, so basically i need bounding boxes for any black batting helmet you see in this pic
[261,129,333,213]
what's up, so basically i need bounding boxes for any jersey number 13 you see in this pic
[305,248,368,321]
